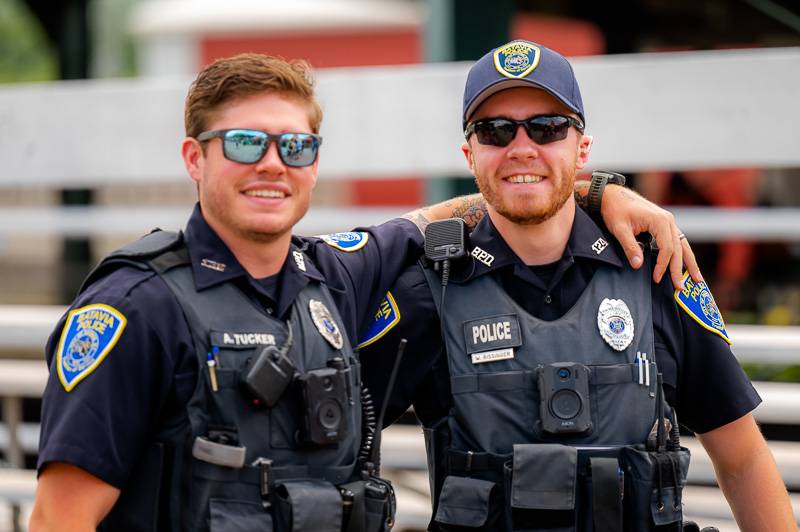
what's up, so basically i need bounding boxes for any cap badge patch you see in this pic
[675,272,731,344]
[56,303,127,391]
[597,298,635,352]
[358,291,401,348]
[494,41,541,79]
[318,232,369,252]
[309,299,344,349]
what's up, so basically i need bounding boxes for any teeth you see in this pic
[244,189,285,198]
[507,175,544,184]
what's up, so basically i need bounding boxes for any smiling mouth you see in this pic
[505,174,544,184]
[243,189,287,199]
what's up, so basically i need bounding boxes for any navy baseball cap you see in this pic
[462,40,585,129]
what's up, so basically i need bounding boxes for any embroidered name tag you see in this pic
[210,331,277,349]
[463,314,522,354]
[471,348,515,364]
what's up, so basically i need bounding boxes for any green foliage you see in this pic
[0,0,58,83]
[741,363,800,383]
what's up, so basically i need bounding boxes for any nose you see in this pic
[505,124,539,161]
[254,139,286,174]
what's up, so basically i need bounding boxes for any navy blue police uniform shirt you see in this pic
[359,208,761,435]
[37,203,423,488]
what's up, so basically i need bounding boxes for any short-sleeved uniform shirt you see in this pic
[37,204,423,488]
[359,208,760,435]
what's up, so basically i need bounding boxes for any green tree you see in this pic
[0,0,57,83]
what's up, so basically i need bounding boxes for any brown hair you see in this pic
[184,53,323,138]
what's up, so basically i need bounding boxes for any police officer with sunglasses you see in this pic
[30,51,699,532]
[359,40,795,531]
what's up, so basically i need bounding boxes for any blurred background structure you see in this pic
[0,0,799,530]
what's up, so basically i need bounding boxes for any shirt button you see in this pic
[266,308,273,315]
[544,294,552,304]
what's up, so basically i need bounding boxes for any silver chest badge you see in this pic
[597,298,635,352]
[309,299,344,350]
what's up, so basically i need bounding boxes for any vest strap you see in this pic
[194,459,355,487]
[450,371,534,394]
[590,456,623,532]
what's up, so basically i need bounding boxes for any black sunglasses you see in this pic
[197,129,322,167]
[464,114,584,147]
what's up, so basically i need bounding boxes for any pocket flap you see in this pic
[280,479,342,532]
[434,475,495,527]
[209,499,272,532]
[511,443,577,510]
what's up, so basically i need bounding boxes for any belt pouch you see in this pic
[339,480,367,532]
[364,477,395,532]
[621,446,690,530]
[508,443,577,531]
[274,479,343,532]
[208,499,273,532]
[434,475,497,531]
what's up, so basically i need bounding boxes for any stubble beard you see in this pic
[475,168,575,226]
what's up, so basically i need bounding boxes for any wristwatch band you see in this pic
[587,171,626,216]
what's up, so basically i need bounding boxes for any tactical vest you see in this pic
[84,231,394,532]
[422,250,690,532]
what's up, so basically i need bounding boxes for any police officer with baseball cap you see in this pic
[29,49,691,532]
[359,40,795,531]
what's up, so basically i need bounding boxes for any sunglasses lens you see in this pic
[474,119,516,147]
[279,133,320,167]
[526,116,571,145]
[223,130,268,163]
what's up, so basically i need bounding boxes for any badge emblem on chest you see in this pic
[597,298,635,352]
[309,299,344,350]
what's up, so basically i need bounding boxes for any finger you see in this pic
[651,219,674,284]
[680,236,703,283]
[609,223,643,269]
[669,228,684,289]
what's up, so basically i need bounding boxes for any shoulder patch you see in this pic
[56,304,128,391]
[358,292,401,348]
[318,232,369,252]
[674,273,731,344]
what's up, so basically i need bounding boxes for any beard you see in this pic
[475,167,575,225]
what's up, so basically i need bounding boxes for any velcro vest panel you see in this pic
[423,259,658,455]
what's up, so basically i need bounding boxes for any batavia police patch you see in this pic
[357,292,401,348]
[318,232,369,252]
[675,273,731,344]
[56,304,127,392]
[494,41,541,79]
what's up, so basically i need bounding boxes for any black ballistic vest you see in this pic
[84,231,390,532]
[422,244,690,532]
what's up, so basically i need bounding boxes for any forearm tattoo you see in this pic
[402,210,432,233]
[573,180,590,210]
[450,197,487,229]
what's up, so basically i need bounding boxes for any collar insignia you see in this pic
[597,298,635,352]
[309,299,344,350]
[471,246,495,267]
[200,258,226,272]
[592,238,609,254]
[56,304,127,391]
[292,250,306,272]
[494,41,541,79]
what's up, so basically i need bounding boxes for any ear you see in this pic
[461,141,476,175]
[182,137,204,185]
[575,134,593,170]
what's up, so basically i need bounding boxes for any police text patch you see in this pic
[358,292,401,348]
[210,331,277,349]
[56,304,127,392]
[318,232,369,252]
[675,273,731,344]
[463,314,522,354]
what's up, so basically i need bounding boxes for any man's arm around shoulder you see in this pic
[30,462,120,531]
[697,413,796,531]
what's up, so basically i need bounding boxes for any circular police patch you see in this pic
[56,303,128,391]
[318,232,369,252]
[597,298,635,352]
[309,299,344,350]
[493,41,541,79]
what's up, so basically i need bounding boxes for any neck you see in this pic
[205,217,290,279]
[489,198,575,266]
